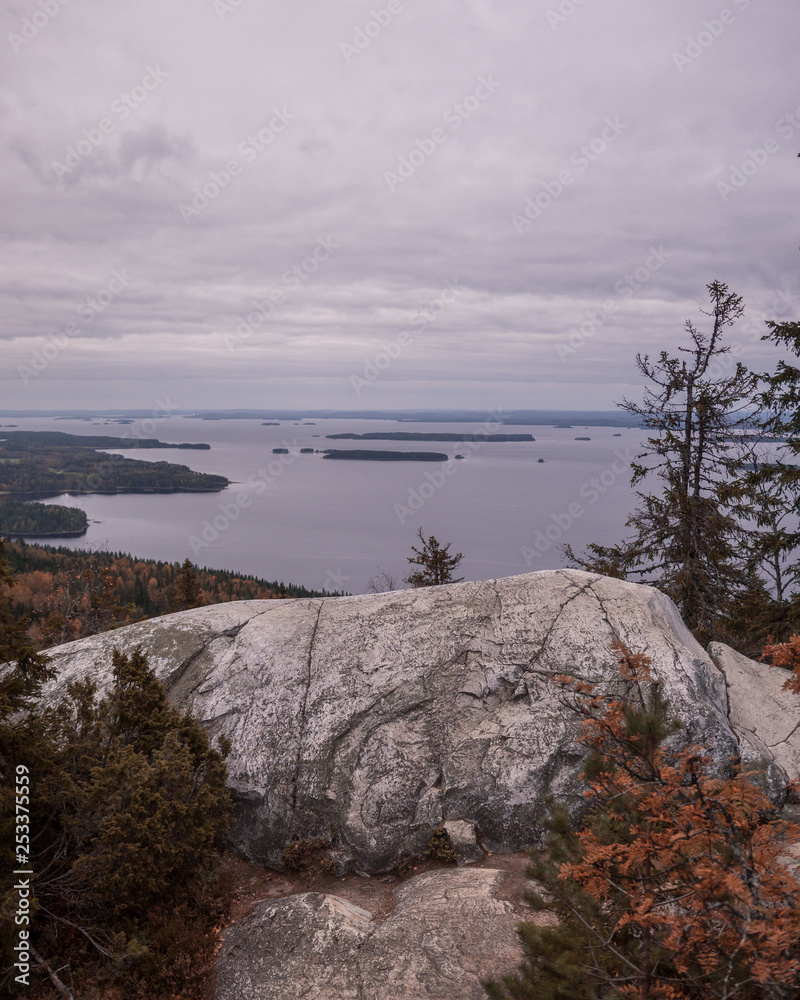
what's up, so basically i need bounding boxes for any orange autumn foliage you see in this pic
[564,642,800,997]
[487,641,800,1000]
[760,634,800,694]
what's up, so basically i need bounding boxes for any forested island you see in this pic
[0,431,228,535]
[0,499,88,537]
[323,449,449,461]
[325,432,535,442]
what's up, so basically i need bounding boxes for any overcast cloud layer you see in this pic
[1,0,798,411]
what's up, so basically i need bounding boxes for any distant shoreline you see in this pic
[0,409,643,428]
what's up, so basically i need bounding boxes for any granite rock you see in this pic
[39,570,795,872]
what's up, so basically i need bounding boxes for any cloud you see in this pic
[1,0,798,409]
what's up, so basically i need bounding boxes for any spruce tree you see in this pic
[747,319,800,595]
[404,528,464,587]
[169,558,204,611]
[715,318,800,648]
[564,281,759,644]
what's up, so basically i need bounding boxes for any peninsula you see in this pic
[0,431,229,537]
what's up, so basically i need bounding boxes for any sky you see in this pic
[1,0,798,413]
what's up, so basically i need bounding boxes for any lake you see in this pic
[5,415,644,594]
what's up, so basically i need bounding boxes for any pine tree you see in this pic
[404,528,464,587]
[485,642,800,1000]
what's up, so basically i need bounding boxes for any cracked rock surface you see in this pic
[40,570,796,872]
[708,642,800,797]
[215,868,522,1000]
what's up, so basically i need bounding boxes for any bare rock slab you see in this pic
[39,571,794,873]
[217,893,372,1000]
[443,820,484,864]
[708,641,800,794]
[215,868,521,1000]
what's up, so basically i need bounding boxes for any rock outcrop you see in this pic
[708,641,800,798]
[40,570,800,873]
[215,868,522,1000]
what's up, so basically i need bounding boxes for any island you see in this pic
[325,432,534,442]
[0,431,229,536]
[0,500,88,538]
[323,450,449,462]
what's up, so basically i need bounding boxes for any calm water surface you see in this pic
[7,416,643,594]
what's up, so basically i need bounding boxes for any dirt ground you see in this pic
[223,847,539,927]
[207,813,800,1000]
[204,846,543,998]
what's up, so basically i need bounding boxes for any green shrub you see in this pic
[396,824,458,876]
[281,836,334,875]
[422,825,458,865]
[1,641,233,998]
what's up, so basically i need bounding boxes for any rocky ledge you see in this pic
[216,867,522,1000]
[41,570,800,874]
